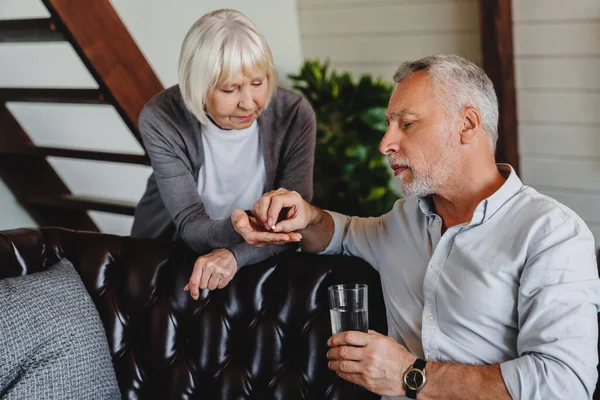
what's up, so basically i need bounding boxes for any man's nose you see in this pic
[379,127,401,155]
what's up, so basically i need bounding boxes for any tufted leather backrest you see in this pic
[0,228,387,399]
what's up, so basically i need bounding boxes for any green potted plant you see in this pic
[289,59,400,217]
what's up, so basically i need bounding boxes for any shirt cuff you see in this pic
[500,356,528,399]
[319,211,348,255]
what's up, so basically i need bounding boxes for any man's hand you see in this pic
[327,330,416,397]
[184,248,238,299]
[231,208,302,247]
[252,188,315,233]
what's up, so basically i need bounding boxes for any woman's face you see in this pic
[206,71,269,130]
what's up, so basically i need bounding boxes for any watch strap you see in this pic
[414,358,426,371]
[405,358,427,399]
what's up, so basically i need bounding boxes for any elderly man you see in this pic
[230,54,600,399]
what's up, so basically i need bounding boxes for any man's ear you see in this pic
[459,107,482,145]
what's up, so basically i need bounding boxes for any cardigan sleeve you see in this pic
[138,105,244,254]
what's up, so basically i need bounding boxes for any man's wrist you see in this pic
[307,205,324,226]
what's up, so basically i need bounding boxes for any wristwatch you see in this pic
[403,358,427,399]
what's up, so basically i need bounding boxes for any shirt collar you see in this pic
[417,163,524,226]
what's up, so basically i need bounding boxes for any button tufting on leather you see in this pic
[0,228,388,399]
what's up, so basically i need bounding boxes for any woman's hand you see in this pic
[184,248,238,299]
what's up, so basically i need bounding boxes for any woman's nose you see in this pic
[238,87,254,110]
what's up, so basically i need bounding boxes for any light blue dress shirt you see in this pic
[322,164,600,399]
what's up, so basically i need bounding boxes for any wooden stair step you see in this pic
[0,145,149,165]
[27,194,136,216]
[0,88,105,104]
[0,18,64,43]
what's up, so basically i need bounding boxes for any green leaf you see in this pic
[365,187,387,201]
[360,107,388,132]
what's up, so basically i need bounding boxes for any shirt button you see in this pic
[430,264,439,270]
[426,313,433,320]
[427,355,435,361]
[433,220,441,227]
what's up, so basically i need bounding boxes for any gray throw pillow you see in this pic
[0,258,120,399]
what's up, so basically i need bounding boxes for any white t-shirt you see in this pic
[197,118,266,220]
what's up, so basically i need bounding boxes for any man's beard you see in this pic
[389,148,457,198]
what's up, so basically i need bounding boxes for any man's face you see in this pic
[379,71,459,197]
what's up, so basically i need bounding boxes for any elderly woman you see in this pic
[131,9,316,299]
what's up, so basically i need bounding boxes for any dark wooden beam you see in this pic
[0,18,64,43]
[0,88,105,104]
[0,104,98,231]
[42,0,164,142]
[479,0,519,173]
[27,194,136,216]
[0,145,150,165]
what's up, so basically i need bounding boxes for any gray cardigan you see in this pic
[131,85,316,266]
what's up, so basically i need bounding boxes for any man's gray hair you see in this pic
[393,54,499,150]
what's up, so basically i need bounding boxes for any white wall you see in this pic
[298,0,482,82]
[0,0,303,235]
[512,0,600,244]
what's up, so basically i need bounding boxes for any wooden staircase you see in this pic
[0,0,163,231]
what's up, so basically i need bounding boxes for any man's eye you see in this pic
[403,122,413,129]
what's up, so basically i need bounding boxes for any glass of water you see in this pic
[328,284,369,334]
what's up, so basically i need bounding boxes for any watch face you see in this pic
[406,369,425,390]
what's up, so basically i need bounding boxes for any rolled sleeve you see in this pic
[319,211,349,255]
[500,217,600,399]
[318,210,388,271]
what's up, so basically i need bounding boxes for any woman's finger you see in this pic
[187,260,205,300]
[247,231,296,245]
[207,273,221,291]
[199,263,213,289]
[217,277,230,289]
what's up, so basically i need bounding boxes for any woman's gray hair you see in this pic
[393,54,499,150]
[178,9,277,125]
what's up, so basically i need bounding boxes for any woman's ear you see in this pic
[459,107,482,145]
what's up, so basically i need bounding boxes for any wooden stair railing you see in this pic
[0,0,163,231]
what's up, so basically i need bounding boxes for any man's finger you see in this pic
[327,345,364,361]
[273,218,304,234]
[266,194,300,230]
[328,360,363,374]
[255,195,273,227]
[328,331,371,347]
